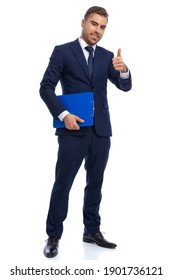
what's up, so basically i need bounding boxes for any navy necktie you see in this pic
[85,46,94,78]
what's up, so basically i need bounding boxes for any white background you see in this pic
[0,0,173,279]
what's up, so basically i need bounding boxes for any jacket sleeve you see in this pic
[108,52,132,92]
[39,47,66,118]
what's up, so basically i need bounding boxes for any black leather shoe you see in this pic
[83,231,117,249]
[43,237,59,258]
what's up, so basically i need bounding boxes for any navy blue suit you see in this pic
[40,39,132,238]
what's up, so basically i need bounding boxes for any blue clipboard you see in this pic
[53,92,94,128]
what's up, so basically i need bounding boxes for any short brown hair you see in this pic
[84,6,109,21]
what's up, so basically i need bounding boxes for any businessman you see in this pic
[40,6,132,258]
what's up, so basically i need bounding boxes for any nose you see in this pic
[94,26,100,34]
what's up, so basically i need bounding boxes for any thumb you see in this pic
[117,48,121,57]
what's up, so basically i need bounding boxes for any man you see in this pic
[40,6,132,258]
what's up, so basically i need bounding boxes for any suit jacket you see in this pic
[40,39,132,137]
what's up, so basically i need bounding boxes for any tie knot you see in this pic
[85,46,94,53]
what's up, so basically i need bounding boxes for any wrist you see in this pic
[58,110,69,121]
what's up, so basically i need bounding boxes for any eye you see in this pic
[91,21,97,26]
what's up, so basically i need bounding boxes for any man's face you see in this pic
[81,13,107,45]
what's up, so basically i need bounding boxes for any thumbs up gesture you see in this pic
[112,48,128,73]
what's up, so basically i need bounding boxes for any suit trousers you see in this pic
[46,126,111,239]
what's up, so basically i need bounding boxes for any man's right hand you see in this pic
[63,114,84,130]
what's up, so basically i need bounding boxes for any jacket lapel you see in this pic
[70,39,91,81]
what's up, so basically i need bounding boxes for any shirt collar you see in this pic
[78,37,96,52]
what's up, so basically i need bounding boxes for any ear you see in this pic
[81,19,85,27]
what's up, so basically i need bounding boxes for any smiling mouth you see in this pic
[91,34,99,39]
